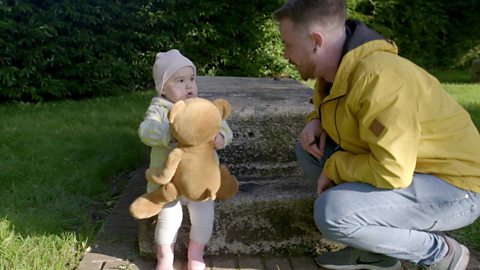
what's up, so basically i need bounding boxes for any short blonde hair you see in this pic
[273,0,346,30]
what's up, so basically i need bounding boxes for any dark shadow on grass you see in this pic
[76,164,158,269]
[464,103,480,129]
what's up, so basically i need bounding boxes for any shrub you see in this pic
[1,0,478,101]
[0,1,146,101]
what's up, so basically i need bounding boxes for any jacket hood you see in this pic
[324,20,399,101]
[342,20,386,54]
[151,96,174,110]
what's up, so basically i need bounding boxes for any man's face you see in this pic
[279,19,316,81]
[162,66,198,103]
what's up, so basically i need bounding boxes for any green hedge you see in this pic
[0,1,148,101]
[139,0,291,77]
[1,0,479,101]
[348,0,480,69]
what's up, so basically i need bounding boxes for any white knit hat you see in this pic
[153,49,196,95]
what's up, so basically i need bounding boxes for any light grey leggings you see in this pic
[155,198,214,245]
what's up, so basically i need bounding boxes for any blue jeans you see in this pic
[294,141,480,264]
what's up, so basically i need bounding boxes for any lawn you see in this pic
[0,76,479,269]
[0,93,151,269]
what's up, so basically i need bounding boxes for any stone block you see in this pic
[238,256,264,269]
[198,76,313,177]
[220,113,305,177]
[137,177,343,258]
[134,77,343,260]
[264,256,291,270]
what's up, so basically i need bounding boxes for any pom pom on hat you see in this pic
[153,49,196,95]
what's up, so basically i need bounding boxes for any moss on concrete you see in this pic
[219,114,306,177]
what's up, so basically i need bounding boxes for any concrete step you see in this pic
[137,177,344,258]
[198,76,313,177]
[220,114,305,177]
[136,76,336,257]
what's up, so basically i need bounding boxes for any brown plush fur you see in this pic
[129,98,239,219]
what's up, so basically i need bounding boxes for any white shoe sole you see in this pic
[453,245,470,270]
[318,260,403,270]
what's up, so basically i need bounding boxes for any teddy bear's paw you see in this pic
[216,166,239,200]
[129,197,163,219]
[217,180,239,200]
[145,168,171,185]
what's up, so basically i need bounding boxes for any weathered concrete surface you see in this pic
[212,177,341,255]
[197,76,313,117]
[220,115,305,177]
[138,177,344,258]
[198,76,313,177]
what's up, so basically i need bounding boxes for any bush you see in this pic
[0,1,146,101]
[137,0,293,77]
[0,0,294,101]
[1,0,478,101]
[347,0,480,69]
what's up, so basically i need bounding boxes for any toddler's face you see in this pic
[162,66,198,103]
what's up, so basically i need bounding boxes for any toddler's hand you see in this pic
[214,133,225,150]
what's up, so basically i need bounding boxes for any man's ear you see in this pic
[213,99,232,120]
[169,100,186,123]
[311,31,324,51]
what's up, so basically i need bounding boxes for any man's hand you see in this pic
[299,119,326,159]
[214,133,225,150]
[317,170,334,196]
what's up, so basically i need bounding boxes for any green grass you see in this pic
[430,68,472,84]
[0,79,479,268]
[443,83,480,128]
[0,92,152,269]
[442,83,480,250]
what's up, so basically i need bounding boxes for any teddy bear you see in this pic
[129,98,239,219]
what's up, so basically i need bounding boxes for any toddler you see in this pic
[138,49,233,270]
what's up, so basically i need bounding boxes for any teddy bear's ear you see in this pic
[169,100,186,123]
[213,99,232,120]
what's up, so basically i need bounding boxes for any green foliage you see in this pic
[346,0,480,69]
[0,0,294,101]
[439,0,480,68]
[1,0,479,101]
[430,69,472,84]
[139,0,291,77]
[0,1,146,101]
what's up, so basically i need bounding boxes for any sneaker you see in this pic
[423,236,469,270]
[314,247,403,270]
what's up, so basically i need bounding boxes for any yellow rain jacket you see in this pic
[308,21,480,192]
